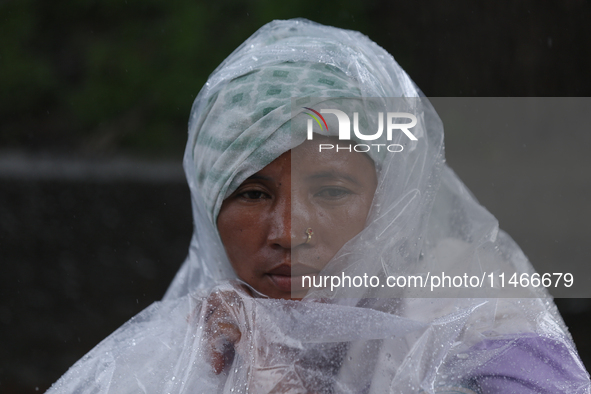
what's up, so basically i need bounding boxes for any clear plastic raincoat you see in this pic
[47,19,590,394]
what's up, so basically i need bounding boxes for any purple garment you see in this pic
[465,336,590,393]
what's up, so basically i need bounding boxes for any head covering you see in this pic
[166,19,430,299]
[47,19,590,394]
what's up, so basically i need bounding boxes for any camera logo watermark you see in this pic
[303,107,417,153]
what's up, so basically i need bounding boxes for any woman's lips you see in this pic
[268,274,293,293]
[267,264,319,293]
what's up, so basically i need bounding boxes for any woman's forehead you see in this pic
[249,137,375,185]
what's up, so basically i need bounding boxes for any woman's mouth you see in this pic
[268,274,293,293]
[267,264,319,293]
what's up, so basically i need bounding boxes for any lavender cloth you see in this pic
[464,335,590,393]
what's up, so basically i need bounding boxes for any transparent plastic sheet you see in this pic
[47,19,590,394]
[290,97,540,300]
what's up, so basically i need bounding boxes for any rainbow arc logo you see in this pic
[303,107,328,132]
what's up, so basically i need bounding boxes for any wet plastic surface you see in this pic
[42,19,590,393]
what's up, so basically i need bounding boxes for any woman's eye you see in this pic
[316,187,350,199]
[240,190,268,200]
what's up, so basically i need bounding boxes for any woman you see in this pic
[47,19,590,393]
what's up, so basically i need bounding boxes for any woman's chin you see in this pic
[264,275,308,300]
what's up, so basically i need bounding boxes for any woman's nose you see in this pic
[267,190,311,249]
[267,191,292,249]
[290,188,313,248]
[289,191,313,248]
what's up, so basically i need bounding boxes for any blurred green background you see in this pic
[2,0,590,157]
[2,0,591,392]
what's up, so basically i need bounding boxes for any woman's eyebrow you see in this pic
[306,170,361,185]
[246,174,273,182]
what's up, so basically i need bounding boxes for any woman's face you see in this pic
[217,136,378,299]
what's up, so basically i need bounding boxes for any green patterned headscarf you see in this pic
[184,20,420,224]
[190,62,366,223]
